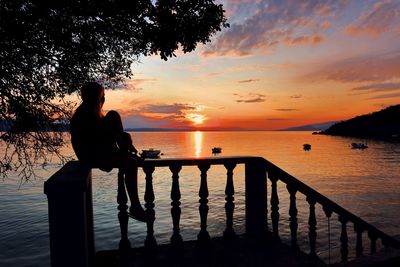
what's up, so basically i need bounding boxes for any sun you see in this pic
[187,113,205,125]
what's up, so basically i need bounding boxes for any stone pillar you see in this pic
[245,159,267,237]
[44,161,94,267]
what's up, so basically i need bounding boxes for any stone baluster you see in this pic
[323,206,333,264]
[270,173,280,239]
[339,215,349,261]
[368,230,378,254]
[143,165,156,248]
[354,224,364,257]
[287,184,298,248]
[169,164,183,249]
[307,196,317,257]
[223,163,237,240]
[197,164,211,245]
[117,169,131,250]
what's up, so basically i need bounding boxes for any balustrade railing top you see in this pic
[138,156,264,167]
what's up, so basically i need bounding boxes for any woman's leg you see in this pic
[104,111,152,222]
[121,155,153,222]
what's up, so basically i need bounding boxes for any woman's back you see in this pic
[70,104,110,162]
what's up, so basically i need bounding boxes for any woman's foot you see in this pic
[128,205,155,222]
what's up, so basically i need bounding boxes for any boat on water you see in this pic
[351,143,368,149]
[141,149,161,158]
[303,144,311,151]
[212,147,222,154]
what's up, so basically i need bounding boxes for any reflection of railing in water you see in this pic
[44,157,400,267]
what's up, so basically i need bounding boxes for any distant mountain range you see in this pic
[279,121,338,131]
[320,104,400,141]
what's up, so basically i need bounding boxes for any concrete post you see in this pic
[44,161,94,267]
[245,159,268,237]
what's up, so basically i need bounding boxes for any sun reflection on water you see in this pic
[193,131,203,157]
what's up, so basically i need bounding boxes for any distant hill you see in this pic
[280,121,337,131]
[320,105,400,140]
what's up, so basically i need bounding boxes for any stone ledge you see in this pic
[94,235,326,267]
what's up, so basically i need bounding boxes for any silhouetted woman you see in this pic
[70,81,152,222]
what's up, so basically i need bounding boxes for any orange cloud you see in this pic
[284,34,325,46]
[290,94,303,99]
[234,93,266,103]
[237,79,260,83]
[275,108,299,112]
[120,102,210,128]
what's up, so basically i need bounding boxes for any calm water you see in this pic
[1,131,400,266]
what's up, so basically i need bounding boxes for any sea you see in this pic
[1,131,399,266]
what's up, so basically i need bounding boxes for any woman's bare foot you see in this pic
[128,205,155,222]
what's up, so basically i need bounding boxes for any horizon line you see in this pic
[123,127,317,132]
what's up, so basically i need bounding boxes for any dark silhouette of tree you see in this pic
[0,0,228,180]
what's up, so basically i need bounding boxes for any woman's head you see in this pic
[81,82,105,115]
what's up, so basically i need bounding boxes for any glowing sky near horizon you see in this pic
[102,0,400,130]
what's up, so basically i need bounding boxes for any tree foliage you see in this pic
[0,0,228,180]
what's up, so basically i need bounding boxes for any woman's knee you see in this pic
[121,154,138,169]
[104,110,123,132]
[105,110,121,120]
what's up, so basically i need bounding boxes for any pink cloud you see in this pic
[353,82,400,91]
[345,1,400,37]
[203,0,348,57]
[302,50,400,83]
[320,21,331,30]
[368,92,400,99]
[113,78,157,91]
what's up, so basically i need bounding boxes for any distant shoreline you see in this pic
[124,128,316,132]
[315,131,400,142]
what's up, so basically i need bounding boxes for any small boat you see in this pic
[141,148,161,158]
[303,144,311,151]
[351,143,368,149]
[212,147,222,154]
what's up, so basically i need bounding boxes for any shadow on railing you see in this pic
[44,156,400,267]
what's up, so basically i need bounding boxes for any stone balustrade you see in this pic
[44,157,400,267]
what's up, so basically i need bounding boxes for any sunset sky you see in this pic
[101,0,400,130]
